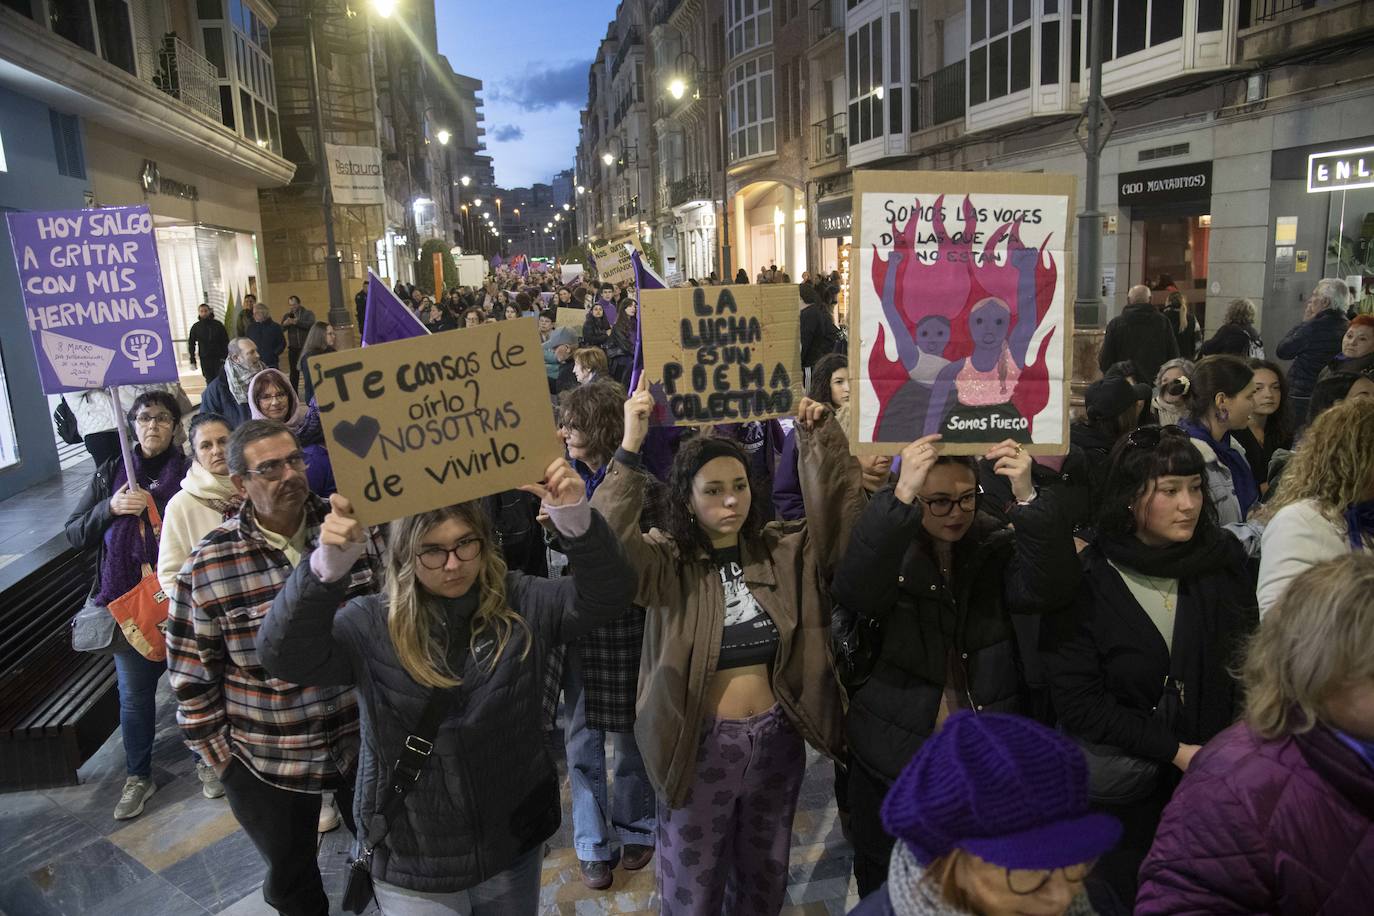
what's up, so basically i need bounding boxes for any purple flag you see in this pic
[628,249,666,390]
[362,271,429,346]
[6,206,178,392]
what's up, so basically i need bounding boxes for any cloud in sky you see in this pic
[490,60,591,112]
[491,124,525,142]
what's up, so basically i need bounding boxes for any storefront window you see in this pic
[1324,188,1374,284]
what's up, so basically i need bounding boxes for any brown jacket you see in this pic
[592,416,865,806]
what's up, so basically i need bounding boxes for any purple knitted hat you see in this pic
[881,711,1122,871]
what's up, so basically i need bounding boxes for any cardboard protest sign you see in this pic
[849,170,1075,455]
[590,234,643,286]
[310,319,562,527]
[560,264,585,284]
[639,284,803,427]
[6,206,178,392]
[553,307,586,334]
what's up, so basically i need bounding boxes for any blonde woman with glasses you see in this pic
[256,456,636,915]
[1138,554,1374,914]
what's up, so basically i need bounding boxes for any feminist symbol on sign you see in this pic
[120,330,163,374]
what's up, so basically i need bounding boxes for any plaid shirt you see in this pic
[166,495,384,794]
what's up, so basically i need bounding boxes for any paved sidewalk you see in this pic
[0,681,860,915]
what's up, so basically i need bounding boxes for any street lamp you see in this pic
[576,185,585,194]
[601,151,615,166]
[460,175,471,187]
[668,77,686,100]
[473,197,482,207]
[371,0,397,18]
[563,203,571,211]
[436,129,451,145]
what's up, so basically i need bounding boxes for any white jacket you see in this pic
[65,384,194,446]
[157,461,239,594]
[1258,499,1364,617]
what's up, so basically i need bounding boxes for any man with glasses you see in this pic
[166,419,383,916]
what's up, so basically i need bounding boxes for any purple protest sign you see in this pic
[6,206,178,393]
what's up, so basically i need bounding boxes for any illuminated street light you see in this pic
[668,77,686,100]
[371,0,397,17]
[576,185,585,194]
[562,203,571,211]
[601,152,615,166]
[436,129,451,145]
[473,198,482,207]
[460,175,471,187]
[555,213,562,221]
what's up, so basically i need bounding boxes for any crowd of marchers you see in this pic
[56,266,1374,916]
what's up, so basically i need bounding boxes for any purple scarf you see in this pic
[1180,419,1259,518]
[1344,500,1374,550]
[96,446,189,605]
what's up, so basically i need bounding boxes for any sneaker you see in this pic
[578,859,613,890]
[196,762,225,799]
[113,776,156,820]
[318,799,340,834]
[621,844,654,871]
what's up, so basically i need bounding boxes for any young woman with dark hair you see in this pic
[1178,355,1258,525]
[298,322,335,403]
[582,302,611,348]
[832,436,1081,897]
[1040,426,1258,911]
[592,379,865,914]
[1232,358,1293,492]
[605,302,638,386]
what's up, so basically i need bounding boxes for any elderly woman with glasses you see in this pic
[830,436,1082,897]
[65,390,191,820]
[1039,425,1258,911]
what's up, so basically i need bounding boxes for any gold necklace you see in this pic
[1145,575,1179,612]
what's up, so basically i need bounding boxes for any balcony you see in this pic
[652,0,684,28]
[669,173,713,207]
[138,34,222,123]
[1239,0,1373,61]
[810,112,847,165]
[809,0,844,47]
[611,27,642,79]
[917,61,965,131]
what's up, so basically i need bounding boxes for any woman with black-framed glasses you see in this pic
[831,435,1082,897]
[1040,425,1257,911]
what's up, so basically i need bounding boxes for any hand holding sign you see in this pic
[518,456,583,507]
[109,485,146,517]
[893,434,944,505]
[313,493,369,582]
[984,439,1035,503]
[621,374,653,454]
[795,396,829,433]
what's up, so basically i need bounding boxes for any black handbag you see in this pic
[54,397,82,445]
[1071,675,1184,807]
[831,603,882,691]
[342,688,454,913]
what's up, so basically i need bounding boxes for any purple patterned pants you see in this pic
[654,704,806,915]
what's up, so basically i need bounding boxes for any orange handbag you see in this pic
[106,494,170,663]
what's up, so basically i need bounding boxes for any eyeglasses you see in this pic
[245,452,307,480]
[135,413,175,427]
[1006,861,1094,896]
[916,488,980,517]
[259,393,290,405]
[416,537,484,569]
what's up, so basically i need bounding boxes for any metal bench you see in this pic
[0,536,117,792]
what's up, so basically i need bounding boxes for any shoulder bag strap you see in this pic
[359,688,455,857]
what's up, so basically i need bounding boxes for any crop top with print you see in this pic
[713,545,779,670]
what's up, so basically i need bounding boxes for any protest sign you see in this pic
[638,284,803,427]
[310,319,561,527]
[560,263,584,284]
[6,206,178,392]
[590,234,642,286]
[849,170,1075,455]
[554,307,586,334]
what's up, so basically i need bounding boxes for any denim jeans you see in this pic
[561,645,655,861]
[372,844,542,915]
[114,649,165,779]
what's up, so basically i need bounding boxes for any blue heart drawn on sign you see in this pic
[333,416,381,459]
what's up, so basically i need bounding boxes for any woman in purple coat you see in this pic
[1137,553,1374,914]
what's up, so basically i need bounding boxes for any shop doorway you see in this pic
[1128,203,1211,312]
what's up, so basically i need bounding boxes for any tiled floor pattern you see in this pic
[0,683,860,915]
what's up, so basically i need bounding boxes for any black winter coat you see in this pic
[1198,321,1261,358]
[1163,306,1199,359]
[200,370,252,429]
[256,512,635,893]
[800,303,839,368]
[1039,541,1257,763]
[831,489,1079,781]
[1276,309,1349,400]
[188,317,229,368]
[1098,303,1179,382]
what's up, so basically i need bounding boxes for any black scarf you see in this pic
[1097,523,1243,580]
